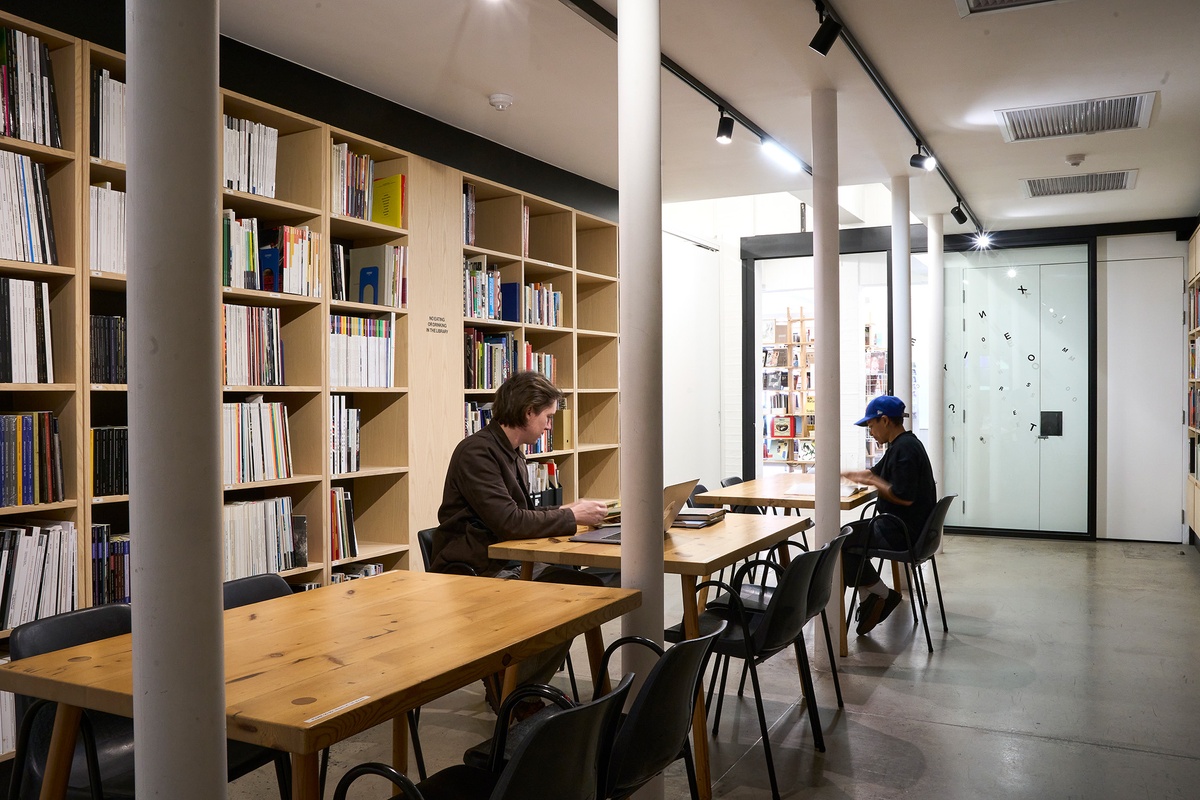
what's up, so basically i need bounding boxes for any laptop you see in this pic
[569,479,699,544]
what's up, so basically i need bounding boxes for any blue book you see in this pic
[21,414,33,505]
[258,246,280,292]
[499,283,520,322]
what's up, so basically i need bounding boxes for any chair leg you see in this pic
[930,556,949,632]
[904,564,934,652]
[712,654,732,736]
[271,753,292,800]
[407,709,427,781]
[792,639,825,752]
[845,547,871,631]
[744,657,782,800]
[819,610,844,708]
[319,746,330,799]
[681,737,701,800]
[737,658,750,697]
[565,651,581,702]
[904,564,920,625]
[705,653,722,713]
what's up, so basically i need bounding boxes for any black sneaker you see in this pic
[856,589,902,635]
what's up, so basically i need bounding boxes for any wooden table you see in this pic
[490,513,813,800]
[697,474,881,658]
[0,571,640,800]
[695,473,876,512]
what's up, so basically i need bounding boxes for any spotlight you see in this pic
[761,138,804,173]
[909,143,936,171]
[973,230,993,249]
[950,202,968,225]
[808,2,842,56]
[716,109,735,144]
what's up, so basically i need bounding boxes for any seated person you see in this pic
[840,395,937,635]
[431,370,606,577]
[430,371,608,698]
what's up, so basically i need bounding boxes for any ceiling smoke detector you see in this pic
[488,93,514,111]
[1065,154,1085,167]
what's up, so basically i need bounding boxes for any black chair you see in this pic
[416,527,475,576]
[687,483,713,508]
[692,546,826,800]
[843,495,956,652]
[220,575,296,800]
[7,605,136,800]
[331,675,634,800]
[464,625,725,800]
[719,475,767,515]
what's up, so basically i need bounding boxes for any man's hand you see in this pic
[566,499,608,527]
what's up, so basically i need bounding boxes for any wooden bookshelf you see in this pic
[458,177,620,507]
[762,309,815,472]
[1185,227,1200,544]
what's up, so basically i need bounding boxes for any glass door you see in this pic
[943,245,1089,534]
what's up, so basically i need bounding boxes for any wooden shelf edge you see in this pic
[223,474,323,491]
[331,466,409,480]
[0,499,78,516]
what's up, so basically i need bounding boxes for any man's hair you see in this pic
[492,371,563,427]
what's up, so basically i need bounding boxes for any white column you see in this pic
[127,1,227,797]
[927,213,946,488]
[812,89,840,548]
[891,175,913,417]
[618,0,664,653]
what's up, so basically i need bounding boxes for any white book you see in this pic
[23,279,36,382]
[40,280,53,383]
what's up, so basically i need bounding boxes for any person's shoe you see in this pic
[856,589,902,635]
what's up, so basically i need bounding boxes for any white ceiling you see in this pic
[220,0,1200,234]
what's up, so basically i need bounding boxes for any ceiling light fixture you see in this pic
[716,108,735,144]
[973,230,993,249]
[761,138,804,173]
[950,202,969,225]
[808,1,842,56]
[909,141,936,171]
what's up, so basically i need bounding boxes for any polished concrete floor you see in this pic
[226,534,1200,799]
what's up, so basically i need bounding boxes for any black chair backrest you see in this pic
[719,475,763,515]
[719,476,744,488]
[490,674,633,800]
[687,483,710,509]
[912,495,955,562]
[753,548,821,655]
[604,625,725,798]
[222,573,292,609]
[804,532,850,623]
[416,527,437,570]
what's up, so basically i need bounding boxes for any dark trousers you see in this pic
[841,516,910,588]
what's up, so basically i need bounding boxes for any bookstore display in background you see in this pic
[462,176,618,502]
[762,309,816,472]
[864,322,887,466]
[1185,227,1200,541]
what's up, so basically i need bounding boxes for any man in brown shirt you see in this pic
[431,370,607,576]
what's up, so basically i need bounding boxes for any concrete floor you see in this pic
[227,534,1200,799]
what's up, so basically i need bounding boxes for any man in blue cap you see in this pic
[840,395,937,635]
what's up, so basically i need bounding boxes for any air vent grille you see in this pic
[1021,170,1138,198]
[996,93,1155,142]
[955,0,1072,16]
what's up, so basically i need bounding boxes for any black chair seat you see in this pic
[408,764,498,799]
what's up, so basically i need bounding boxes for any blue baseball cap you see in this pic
[854,395,907,426]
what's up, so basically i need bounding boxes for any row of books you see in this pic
[525,347,557,385]
[223,303,284,387]
[91,425,128,496]
[0,149,58,265]
[90,313,126,384]
[464,327,516,390]
[222,401,293,486]
[332,243,407,308]
[330,562,385,582]
[331,143,372,220]
[0,520,78,631]
[329,486,358,561]
[222,497,306,581]
[329,314,395,388]
[89,182,126,274]
[525,282,563,327]
[0,275,54,383]
[462,182,477,246]
[1189,385,1200,430]
[464,400,493,436]
[330,394,361,475]
[223,114,278,198]
[221,213,323,298]
[89,67,125,162]
[0,412,64,507]
[91,522,130,605]
[1,27,63,148]
[525,426,553,455]
[463,256,518,321]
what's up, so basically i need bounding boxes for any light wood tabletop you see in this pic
[695,473,876,511]
[0,571,640,800]
[490,512,812,800]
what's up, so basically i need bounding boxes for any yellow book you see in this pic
[371,173,404,228]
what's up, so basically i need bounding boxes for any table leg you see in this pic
[891,561,903,594]
[520,562,534,581]
[292,752,321,800]
[393,714,410,775]
[584,626,612,696]
[681,575,712,800]
[40,704,81,800]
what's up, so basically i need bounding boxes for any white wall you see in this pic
[1097,233,1187,542]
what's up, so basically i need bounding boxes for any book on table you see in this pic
[673,507,726,528]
